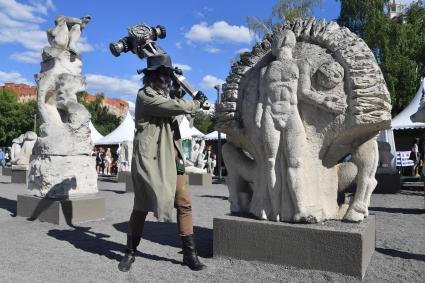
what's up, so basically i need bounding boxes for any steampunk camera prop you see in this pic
[109,24,166,59]
[110,23,210,109]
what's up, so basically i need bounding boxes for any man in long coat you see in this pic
[118,54,208,272]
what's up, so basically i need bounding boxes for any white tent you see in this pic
[179,115,204,140]
[204,131,226,140]
[95,111,135,145]
[378,78,425,170]
[89,121,104,144]
[391,78,425,130]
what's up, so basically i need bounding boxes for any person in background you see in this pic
[410,138,420,176]
[104,148,112,175]
[0,149,5,167]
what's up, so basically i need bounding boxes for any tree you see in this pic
[0,89,39,147]
[338,0,425,115]
[77,92,122,136]
[247,0,323,36]
[193,111,213,134]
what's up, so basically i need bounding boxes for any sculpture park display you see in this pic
[11,132,37,167]
[118,140,133,172]
[216,18,392,223]
[27,15,98,198]
[185,140,207,174]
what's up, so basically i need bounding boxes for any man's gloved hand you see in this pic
[194,91,208,106]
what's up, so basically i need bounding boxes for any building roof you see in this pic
[392,78,425,130]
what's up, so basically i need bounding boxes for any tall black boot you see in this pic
[118,235,141,272]
[181,235,205,271]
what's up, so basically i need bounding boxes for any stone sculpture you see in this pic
[216,18,391,223]
[377,141,394,173]
[185,140,207,174]
[119,140,133,172]
[27,15,97,198]
[11,134,25,163]
[10,131,37,168]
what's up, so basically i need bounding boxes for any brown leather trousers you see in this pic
[128,174,193,237]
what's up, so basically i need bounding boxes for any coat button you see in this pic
[153,157,157,160]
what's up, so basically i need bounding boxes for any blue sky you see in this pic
[0,0,413,109]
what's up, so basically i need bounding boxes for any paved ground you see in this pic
[0,174,424,283]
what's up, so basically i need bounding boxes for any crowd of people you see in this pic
[93,147,118,175]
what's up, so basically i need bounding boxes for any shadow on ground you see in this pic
[0,196,16,216]
[198,194,228,200]
[113,221,213,258]
[47,226,181,265]
[376,248,425,262]
[100,189,126,195]
[369,207,425,214]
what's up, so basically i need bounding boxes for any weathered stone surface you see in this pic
[11,131,37,166]
[28,15,97,198]
[214,215,376,279]
[118,140,133,172]
[28,155,97,198]
[217,18,391,223]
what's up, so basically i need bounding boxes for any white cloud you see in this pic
[126,100,136,117]
[185,21,254,44]
[235,48,250,54]
[10,50,40,63]
[0,70,31,84]
[200,75,225,90]
[85,74,143,98]
[76,36,94,53]
[0,0,93,64]
[175,41,182,49]
[174,64,192,72]
[204,46,221,53]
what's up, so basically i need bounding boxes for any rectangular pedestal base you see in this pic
[374,173,400,193]
[2,166,12,176]
[188,173,212,186]
[11,169,27,184]
[214,215,375,279]
[17,194,105,225]
[125,173,134,193]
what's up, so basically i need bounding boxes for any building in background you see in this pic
[0,83,128,119]
[387,0,405,19]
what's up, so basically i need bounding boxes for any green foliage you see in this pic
[338,0,425,115]
[247,0,323,36]
[193,111,214,134]
[0,89,40,147]
[77,92,122,136]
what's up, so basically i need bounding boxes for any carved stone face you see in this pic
[315,61,344,89]
[271,30,296,56]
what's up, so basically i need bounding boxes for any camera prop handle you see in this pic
[173,73,211,110]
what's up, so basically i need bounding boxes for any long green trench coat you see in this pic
[131,86,201,221]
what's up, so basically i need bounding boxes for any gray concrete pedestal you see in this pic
[188,173,212,186]
[1,166,12,176]
[124,172,134,193]
[11,169,27,184]
[17,194,105,225]
[214,215,376,279]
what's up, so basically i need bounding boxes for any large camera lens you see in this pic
[109,37,131,57]
[109,42,124,57]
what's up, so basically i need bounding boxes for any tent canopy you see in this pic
[95,111,135,145]
[204,131,226,140]
[89,121,104,144]
[392,78,425,130]
[180,115,204,140]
